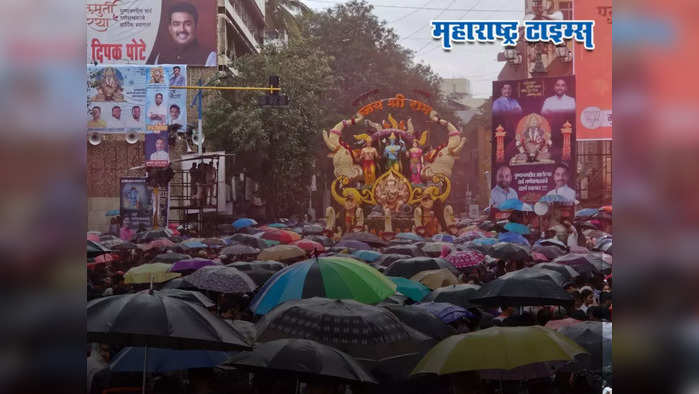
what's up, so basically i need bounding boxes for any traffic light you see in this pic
[258,75,289,107]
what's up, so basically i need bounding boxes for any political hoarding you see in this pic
[87,64,186,134]
[120,177,152,229]
[491,76,577,207]
[87,0,217,66]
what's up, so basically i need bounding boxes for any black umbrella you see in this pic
[532,244,567,260]
[389,238,416,246]
[500,267,567,287]
[255,298,433,361]
[376,294,410,306]
[227,261,284,286]
[88,240,111,259]
[374,254,412,267]
[135,229,171,243]
[383,244,424,257]
[225,338,377,384]
[227,234,269,249]
[341,232,388,247]
[160,277,197,290]
[153,252,191,263]
[552,254,601,276]
[381,304,456,340]
[558,321,611,372]
[306,235,332,247]
[112,242,138,251]
[383,257,458,279]
[221,244,261,258]
[478,220,496,231]
[423,284,482,308]
[533,263,580,281]
[87,290,251,351]
[469,277,573,307]
[466,242,494,256]
[156,288,215,308]
[490,242,531,261]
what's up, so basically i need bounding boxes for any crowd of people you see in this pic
[87,207,612,394]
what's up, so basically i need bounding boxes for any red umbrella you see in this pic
[445,250,485,270]
[292,239,325,253]
[599,205,612,213]
[141,238,176,251]
[532,252,549,262]
[261,230,300,244]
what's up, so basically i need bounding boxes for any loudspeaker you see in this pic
[88,132,102,146]
[125,132,139,144]
[192,133,205,146]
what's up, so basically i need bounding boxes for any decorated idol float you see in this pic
[323,94,466,239]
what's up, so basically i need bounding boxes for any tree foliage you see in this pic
[265,0,311,41]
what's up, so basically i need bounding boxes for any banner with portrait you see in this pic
[574,0,612,140]
[120,177,152,229]
[86,0,217,66]
[490,76,577,206]
[87,64,187,133]
[145,130,170,167]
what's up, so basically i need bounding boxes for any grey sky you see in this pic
[302,0,524,98]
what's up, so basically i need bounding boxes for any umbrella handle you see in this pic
[142,344,148,394]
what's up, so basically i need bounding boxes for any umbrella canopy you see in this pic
[444,250,485,271]
[221,244,261,258]
[201,238,226,248]
[100,238,126,249]
[153,252,191,263]
[533,263,580,281]
[156,288,215,308]
[599,205,612,213]
[124,263,181,284]
[552,254,602,275]
[558,321,612,371]
[255,298,433,361]
[169,258,218,273]
[545,318,584,330]
[87,290,251,351]
[183,265,257,294]
[160,277,197,290]
[112,241,138,251]
[87,240,111,258]
[470,277,573,307]
[498,199,533,212]
[383,244,423,257]
[595,237,612,254]
[374,253,412,267]
[225,338,377,384]
[536,238,569,250]
[575,208,599,218]
[335,239,371,251]
[226,234,270,249]
[497,232,531,247]
[389,238,417,246]
[302,224,324,235]
[431,234,455,243]
[267,223,288,228]
[381,304,456,340]
[538,194,575,205]
[261,229,301,244]
[341,232,388,247]
[500,267,567,287]
[387,276,432,302]
[139,238,176,251]
[179,240,208,250]
[533,244,567,260]
[491,242,531,261]
[411,326,587,380]
[455,231,485,243]
[227,261,285,286]
[470,237,498,247]
[410,269,459,290]
[531,252,549,262]
[249,256,396,315]
[306,235,333,247]
[412,302,474,324]
[292,239,325,253]
[423,284,481,308]
[233,218,258,230]
[421,242,454,257]
[384,257,458,279]
[257,244,306,263]
[135,229,172,243]
[351,249,383,263]
[110,347,230,373]
[395,232,424,242]
[504,222,530,235]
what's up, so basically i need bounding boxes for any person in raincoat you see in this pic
[87,343,109,393]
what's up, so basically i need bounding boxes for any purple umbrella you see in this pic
[170,258,218,273]
[335,239,371,250]
[412,302,475,324]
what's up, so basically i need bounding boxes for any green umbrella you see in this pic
[412,326,587,380]
[387,276,432,302]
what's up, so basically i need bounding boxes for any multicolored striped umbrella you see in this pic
[249,256,396,315]
[261,229,301,244]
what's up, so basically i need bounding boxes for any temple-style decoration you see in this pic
[322,94,465,238]
[495,124,506,163]
[561,120,573,161]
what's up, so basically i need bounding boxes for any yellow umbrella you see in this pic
[124,263,181,285]
[410,268,459,290]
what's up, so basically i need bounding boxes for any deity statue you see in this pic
[383,133,406,173]
[408,139,424,184]
[512,114,553,164]
[342,192,364,233]
[92,67,124,102]
[374,171,410,214]
[354,134,379,185]
[413,193,442,237]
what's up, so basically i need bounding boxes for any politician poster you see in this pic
[87,0,217,66]
[120,177,152,229]
[88,64,186,133]
[491,76,577,207]
[574,0,612,140]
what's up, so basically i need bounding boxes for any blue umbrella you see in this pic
[575,208,599,218]
[395,232,424,242]
[233,218,258,230]
[504,222,530,235]
[432,234,455,243]
[412,302,474,324]
[180,240,207,249]
[471,237,498,246]
[498,199,532,211]
[267,223,288,228]
[498,231,531,247]
[105,209,120,217]
[352,249,383,263]
[539,194,575,205]
[387,276,432,302]
[110,347,230,372]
